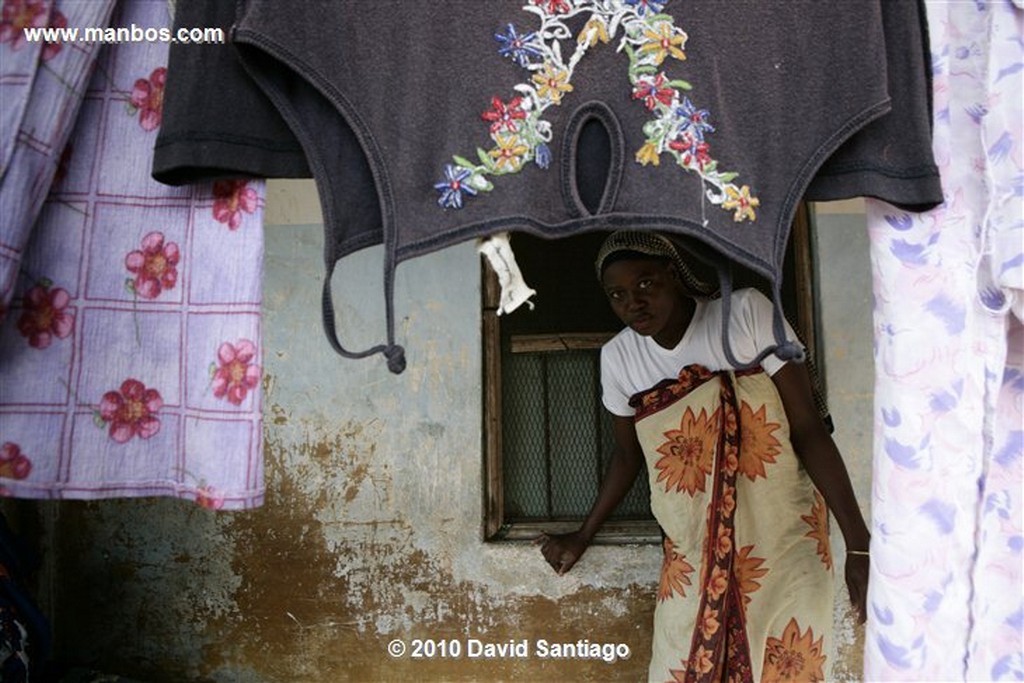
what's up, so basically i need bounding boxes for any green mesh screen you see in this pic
[501,348,651,522]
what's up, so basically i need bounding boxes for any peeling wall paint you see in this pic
[9,210,874,681]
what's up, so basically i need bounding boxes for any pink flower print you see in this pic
[0,0,47,51]
[16,282,74,349]
[40,8,64,60]
[212,340,260,406]
[212,180,258,230]
[125,231,180,299]
[129,66,167,132]
[196,485,225,510]
[99,379,163,443]
[0,443,32,480]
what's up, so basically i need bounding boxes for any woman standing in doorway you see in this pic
[538,231,869,682]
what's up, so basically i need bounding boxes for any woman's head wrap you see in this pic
[594,230,718,297]
[594,230,832,427]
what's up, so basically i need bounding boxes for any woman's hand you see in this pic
[535,530,592,575]
[845,552,869,624]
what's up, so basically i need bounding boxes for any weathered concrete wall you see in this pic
[816,203,874,681]
[7,190,874,681]
[29,224,661,682]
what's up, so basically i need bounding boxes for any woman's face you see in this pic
[601,257,690,349]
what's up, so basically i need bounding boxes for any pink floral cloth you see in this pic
[0,0,116,311]
[865,1,1023,679]
[0,0,265,510]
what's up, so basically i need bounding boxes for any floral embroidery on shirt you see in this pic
[434,165,478,210]
[125,231,179,300]
[638,20,685,65]
[128,66,166,132]
[16,280,74,349]
[489,132,531,172]
[494,22,543,67]
[624,0,666,16]
[633,72,675,110]
[97,379,163,443]
[433,0,758,222]
[723,184,760,223]
[482,96,527,134]
[533,0,571,15]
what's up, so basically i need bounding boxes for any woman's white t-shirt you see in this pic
[600,288,800,417]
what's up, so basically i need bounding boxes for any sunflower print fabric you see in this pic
[631,365,833,682]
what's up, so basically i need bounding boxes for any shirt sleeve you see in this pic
[600,343,636,417]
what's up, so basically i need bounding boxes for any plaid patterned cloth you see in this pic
[0,0,265,510]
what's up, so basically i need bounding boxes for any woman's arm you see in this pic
[537,413,645,574]
[771,361,871,623]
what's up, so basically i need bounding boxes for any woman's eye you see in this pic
[638,280,652,289]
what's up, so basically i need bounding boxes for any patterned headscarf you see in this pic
[595,230,832,427]
[594,230,718,297]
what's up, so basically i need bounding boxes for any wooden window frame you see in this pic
[482,205,818,543]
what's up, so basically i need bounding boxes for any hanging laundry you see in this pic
[864,1,1023,679]
[150,0,308,185]
[0,0,266,510]
[0,0,116,314]
[153,0,943,372]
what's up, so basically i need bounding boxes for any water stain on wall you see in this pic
[13,227,868,681]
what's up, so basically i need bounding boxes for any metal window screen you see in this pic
[501,348,651,522]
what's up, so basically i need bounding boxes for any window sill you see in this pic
[486,519,662,545]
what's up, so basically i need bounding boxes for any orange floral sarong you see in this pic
[631,365,833,683]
